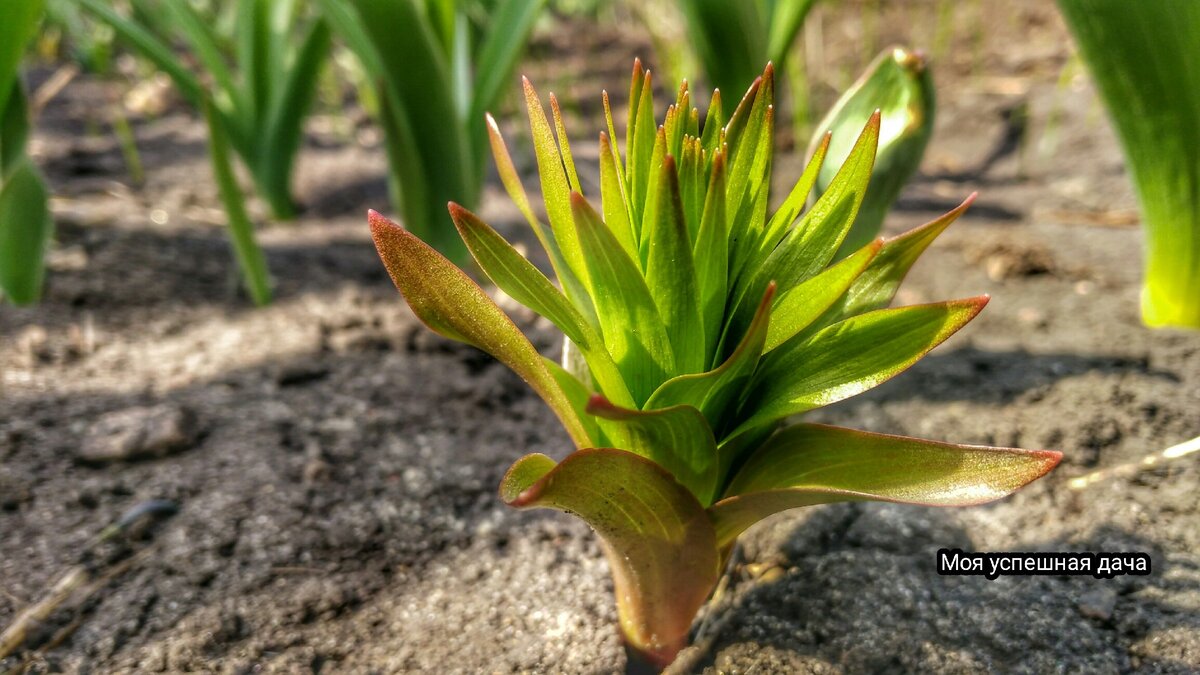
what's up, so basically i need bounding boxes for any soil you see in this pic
[3,1,1198,673]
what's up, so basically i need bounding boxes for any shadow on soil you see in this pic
[695,505,1196,673]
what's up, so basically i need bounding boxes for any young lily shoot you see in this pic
[369,62,1061,669]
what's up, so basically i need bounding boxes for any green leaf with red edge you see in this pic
[822,193,976,324]
[764,238,881,352]
[501,449,719,668]
[643,155,706,375]
[449,204,635,407]
[368,210,591,448]
[587,395,720,505]
[723,113,879,358]
[648,284,776,436]
[571,192,675,405]
[757,132,830,260]
[523,78,591,292]
[733,297,987,437]
[709,423,1062,546]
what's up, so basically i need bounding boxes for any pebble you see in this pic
[1077,587,1117,621]
[77,403,200,464]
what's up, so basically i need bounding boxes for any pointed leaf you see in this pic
[599,131,638,259]
[587,395,720,505]
[757,132,830,260]
[824,194,975,324]
[764,239,881,352]
[0,161,52,305]
[735,297,987,436]
[501,449,719,667]
[450,204,634,407]
[571,193,675,404]
[710,423,1062,546]
[369,210,591,447]
[648,284,775,436]
[524,78,590,290]
[693,150,729,360]
[644,156,705,374]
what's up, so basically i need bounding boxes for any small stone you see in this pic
[78,404,199,464]
[1078,587,1117,621]
[303,459,332,485]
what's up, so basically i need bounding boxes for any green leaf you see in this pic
[258,18,332,219]
[571,193,675,405]
[756,131,830,263]
[734,297,987,436]
[0,160,51,305]
[648,283,775,436]
[693,149,729,361]
[644,156,706,374]
[0,0,43,121]
[587,395,720,505]
[369,210,591,448]
[710,423,1062,546]
[675,0,766,117]
[764,238,881,352]
[543,357,601,445]
[724,113,879,352]
[204,102,272,306]
[468,0,544,137]
[822,194,974,324]
[1057,0,1200,329]
[78,0,205,106]
[599,131,638,259]
[754,111,879,294]
[765,0,819,66]
[812,47,936,257]
[628,69,657,227]
[523,78,591,289]
[449,203,634,407]
[501,448,719,668]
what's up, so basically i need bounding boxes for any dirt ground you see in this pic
[2,1,1198,673]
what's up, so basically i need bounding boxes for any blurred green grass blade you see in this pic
[811,48,935,257]
[369,210,591,448]
[348,0,475,261]
[0,160,52,305]
[587,396,720,505]
[644,156,705,374]
[571,193,675,405]
[469,0,545,137]
[0,0,42,118]
[258,19,331,219]
[735,297,986,436]
[676,0,765,116]
[765,0,818,65]
[500,448,718,667]
[78,0,205,107]
[1057,0,1200,328]
[1,83,30,177]
[450,203,634,407]
[204,101,271,307]
[710,423,1062,546]
[158,0,241,116]
[764,239,880,352]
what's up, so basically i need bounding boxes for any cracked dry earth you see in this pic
[2,1,1198,673]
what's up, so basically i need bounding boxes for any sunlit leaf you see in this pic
[711,423,1062,546]
[501,449,718,668]
[369,210,590,447]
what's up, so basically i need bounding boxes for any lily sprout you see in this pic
[369,61,1061,668]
